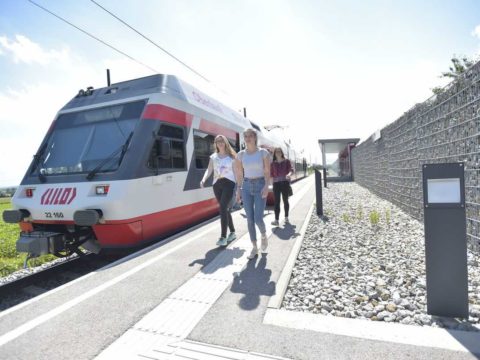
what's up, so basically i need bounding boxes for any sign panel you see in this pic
[427,178,461,204]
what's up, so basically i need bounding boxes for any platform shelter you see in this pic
[318,138,360,181]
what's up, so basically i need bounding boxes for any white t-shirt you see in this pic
[210,153,236,184]
[237,148,269,178]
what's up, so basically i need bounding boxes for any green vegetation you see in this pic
[0,202,56,277]
[0,197,11,204]
[369,210,380,226]
[431,55,478,95]
[441,55,476,79]
[385,208,391,227]
[342,213,351,223]
[357,206,363,220]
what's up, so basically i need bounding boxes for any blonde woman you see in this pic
[235,128,271,259]
[201,135,237,246]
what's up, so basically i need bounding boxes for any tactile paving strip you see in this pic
[96,180,313,359]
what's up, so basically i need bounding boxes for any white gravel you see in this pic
[282,182,480,331]
[0,254,77,286]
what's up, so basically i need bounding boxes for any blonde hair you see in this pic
[214,135,236,158]
[243,128,258,146]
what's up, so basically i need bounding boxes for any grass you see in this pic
[0,202,56,277]
[369,210,380,226]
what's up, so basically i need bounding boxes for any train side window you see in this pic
[193,130,215,169]
[148,124,186,170]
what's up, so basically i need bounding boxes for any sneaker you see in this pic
[271,220,279,226]
[247,246,258,259]
[226,232,236,243]
[216,237,227,247]
[284,217,290,224]
[261,233,268,253]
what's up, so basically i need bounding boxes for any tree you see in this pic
[431,55,478,95]
[441,55,476,79]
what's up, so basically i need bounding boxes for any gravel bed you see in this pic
[282,182,480,331]
[0,254,77,286]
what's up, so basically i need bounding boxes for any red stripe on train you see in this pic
[199,119,236,140]
[31,197,219,247]
[143,104,193,127]
[93,197,219,246]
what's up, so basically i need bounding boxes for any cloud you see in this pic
[0,33,156,187]
[0,34,70,65]
[472,25,480,39]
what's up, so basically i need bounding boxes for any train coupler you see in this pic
[16,231,66,257]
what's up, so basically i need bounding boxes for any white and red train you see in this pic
[3,74,307,258]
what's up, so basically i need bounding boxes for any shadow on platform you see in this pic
[272,223,299,241]
[189,247,244,274]
[439,317,480,358]
[230,254,275,311]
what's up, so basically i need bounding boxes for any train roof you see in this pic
[61,74,251,127]
[62,74,185,110]
[61,74,298,153]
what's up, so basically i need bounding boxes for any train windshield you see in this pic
[33,101,145,176]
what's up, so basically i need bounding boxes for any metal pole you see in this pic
[107,69,111,87]
[243,107,247,118]
[323,168,327,188]
[315,170,323,216]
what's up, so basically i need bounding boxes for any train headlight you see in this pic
[95,185,110,195]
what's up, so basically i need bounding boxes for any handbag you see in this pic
[287,183,293,197]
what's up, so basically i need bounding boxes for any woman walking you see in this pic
[270,147,293,226]
[235,128,271,259]
[200,135,237,247]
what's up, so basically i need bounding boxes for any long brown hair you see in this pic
[273,147,285,161]
[214,135,236,158]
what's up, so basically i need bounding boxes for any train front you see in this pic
[2,93,148,259]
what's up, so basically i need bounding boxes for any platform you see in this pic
[0,176,479,360]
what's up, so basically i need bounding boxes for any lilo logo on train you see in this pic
[3,74,306,259]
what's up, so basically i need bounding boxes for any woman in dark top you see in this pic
[270,147,293,226]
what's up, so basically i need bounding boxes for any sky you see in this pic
[0,0,479,187]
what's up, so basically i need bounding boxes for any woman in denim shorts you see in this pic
[235,128,271,259]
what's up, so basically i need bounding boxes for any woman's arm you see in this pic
[262,152,271,198]
[286,159,294,180]
[200,159,213,187]
[234,157,243,201]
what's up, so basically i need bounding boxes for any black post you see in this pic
[423,163,468,318]
[243,107,247,118]
[323,168,327,188]
[107,69,111,87]
[315,170,323,216]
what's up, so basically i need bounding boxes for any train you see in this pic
[2,74,307,259]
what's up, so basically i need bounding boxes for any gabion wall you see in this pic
[352,61,480,251]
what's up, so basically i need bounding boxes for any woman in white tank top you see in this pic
[235,128,271,259]
[201,135,237,247]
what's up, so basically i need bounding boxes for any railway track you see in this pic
[0,253,114,311]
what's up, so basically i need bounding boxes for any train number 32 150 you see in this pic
[45,212,64,219]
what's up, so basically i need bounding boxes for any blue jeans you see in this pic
[242,178,266,242]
